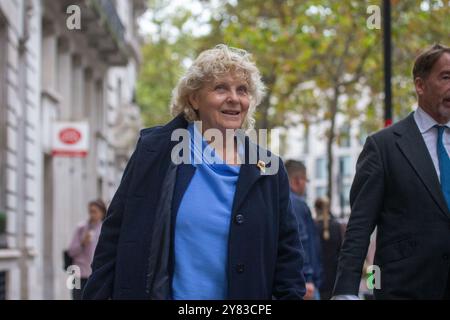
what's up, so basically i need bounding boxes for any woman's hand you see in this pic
[81,231,93,247]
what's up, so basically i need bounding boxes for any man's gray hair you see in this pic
[285,159,306,177]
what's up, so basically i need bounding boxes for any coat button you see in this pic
[236,264,245,273]
[235,214,245,225]
[443,254,449,260]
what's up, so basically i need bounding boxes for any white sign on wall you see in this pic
[52,121,89,157]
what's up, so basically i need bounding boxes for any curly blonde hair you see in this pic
[170,44,266,130]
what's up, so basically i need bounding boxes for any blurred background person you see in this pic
[314,197,343,300]
[286,160,323,299]
[67,199,106,300]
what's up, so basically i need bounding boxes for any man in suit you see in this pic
[286,160,323,299]
[333,44,450,299]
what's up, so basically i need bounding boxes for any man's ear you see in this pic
[289,174,299,190]
[189,92,198,110]
[414,77,425,96]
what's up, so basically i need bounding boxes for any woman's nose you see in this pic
[227,89,239,102]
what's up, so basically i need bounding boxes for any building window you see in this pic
[358,128,368,146]
[339,183,352,209]
[315,186,328,199]
[96,80,105,132]
[97,177,103,200]
[0,271,6,300]
[0,17,8,249]
[338,124,351,148]
[303,126,310,155]
[315,157,328,180]
[339,156,353,178]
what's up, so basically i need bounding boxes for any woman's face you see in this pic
[189,73,250,134]
[89,205,103,223]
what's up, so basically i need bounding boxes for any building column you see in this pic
[71,55,89,224]
[84,69,99,201]
[94,79,107,201]
[41,20,59,300]
[52,37,74,300]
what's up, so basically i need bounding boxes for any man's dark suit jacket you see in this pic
[333,112,450,299]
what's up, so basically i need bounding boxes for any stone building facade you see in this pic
[0,0,146,299]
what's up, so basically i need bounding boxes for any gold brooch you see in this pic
[257,160,266,173]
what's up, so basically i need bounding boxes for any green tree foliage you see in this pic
[137,40,184,127]
[137,0,450,202]
[136,0,200,127]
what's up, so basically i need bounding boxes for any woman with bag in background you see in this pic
[67,199,106,300]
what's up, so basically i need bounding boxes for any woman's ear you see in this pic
[189,92,198,110]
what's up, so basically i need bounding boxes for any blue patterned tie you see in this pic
[436,125,450,211]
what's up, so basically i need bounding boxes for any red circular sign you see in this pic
[59,128,82,145]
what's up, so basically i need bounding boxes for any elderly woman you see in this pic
[83,44,306,300]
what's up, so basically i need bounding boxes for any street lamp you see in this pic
[383,0,392,127]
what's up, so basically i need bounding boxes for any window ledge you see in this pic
[0,249,21,260]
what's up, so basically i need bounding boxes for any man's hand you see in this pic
[304,282,316,300]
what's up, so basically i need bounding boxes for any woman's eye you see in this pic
[238,87,248,94]
[215,85,226,91]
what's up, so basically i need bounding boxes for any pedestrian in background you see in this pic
[314,197,343,300]
[286,160,323,299]
[67,199,106,300]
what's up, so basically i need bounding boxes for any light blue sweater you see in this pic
[172,123,240,300]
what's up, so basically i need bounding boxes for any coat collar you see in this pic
[232,161,264,214]
[137,114,268,213]
[394,112,450,218]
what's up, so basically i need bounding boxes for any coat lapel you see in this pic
[395,113,450,219]
[231,137,266,213]
[232,163,262,213]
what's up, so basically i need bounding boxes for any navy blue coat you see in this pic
[83,115,306,300]
[290,192,323,288]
